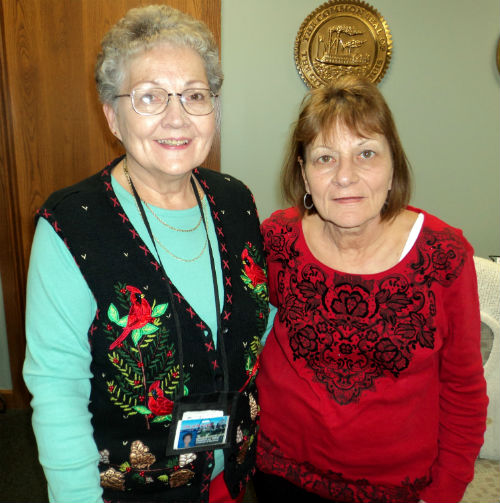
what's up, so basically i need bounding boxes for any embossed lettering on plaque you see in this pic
[295,0,392,87]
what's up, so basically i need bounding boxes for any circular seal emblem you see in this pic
[295,0,392,87]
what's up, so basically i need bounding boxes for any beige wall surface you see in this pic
[221,0,500,258]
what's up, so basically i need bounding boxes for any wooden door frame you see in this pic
[0,2,30,407]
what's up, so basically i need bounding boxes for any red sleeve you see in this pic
[260,211,289,308]
[420,249,488,503]
[260,218,278,306]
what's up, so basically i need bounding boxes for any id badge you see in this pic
[166,391,237,455]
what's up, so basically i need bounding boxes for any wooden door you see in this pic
[0,0,221,408]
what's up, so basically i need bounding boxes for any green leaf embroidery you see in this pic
[119,462,131,472]
[151,414,172,423]
[117,315,128,327]
[133,405,152,415]
[108,303,120,323]
[245,354,253,371]
[130,324,159,346]
[141,323,160,335]
[107,379,138,415]
[253,283,268,296]
[158,475,169,483]
[151,303,168,317]
[137,331,158,350]
[240,273,252,286]
[108,353,140,392]
[250,336,261,355]
[165,457,179,469]
[132,472,146,484]
[131,329,143,347]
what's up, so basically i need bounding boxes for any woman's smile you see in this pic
[155,138,190,147]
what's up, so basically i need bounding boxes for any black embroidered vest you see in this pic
[37,158,269,502]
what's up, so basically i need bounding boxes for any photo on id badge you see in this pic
[174,410,229,451]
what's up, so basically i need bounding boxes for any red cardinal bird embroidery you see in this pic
[147,380,174,417]
[241,247,266,287]
[109,286,153,350]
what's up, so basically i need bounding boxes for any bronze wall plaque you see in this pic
[295,0,392,87]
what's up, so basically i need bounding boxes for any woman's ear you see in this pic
[299,157,310,193]
[103,103,122,141]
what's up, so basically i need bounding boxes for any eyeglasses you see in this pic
[114,88,218,116]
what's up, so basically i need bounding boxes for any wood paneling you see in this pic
[0,0,221,407]
[0,4,29,407]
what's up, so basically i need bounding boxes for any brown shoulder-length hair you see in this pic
[281,76,412,220]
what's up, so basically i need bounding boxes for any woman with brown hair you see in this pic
[254,77,487,503]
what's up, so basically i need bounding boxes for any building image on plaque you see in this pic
[295,0,392,87]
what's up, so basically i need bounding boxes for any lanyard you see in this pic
[126,171,229,396]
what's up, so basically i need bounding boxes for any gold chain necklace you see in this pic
[123,158,203,232]
[144,200,202,232]
[122,159,208,263]
[153,234,207,263]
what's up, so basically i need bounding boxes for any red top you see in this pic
[256,206,487,503]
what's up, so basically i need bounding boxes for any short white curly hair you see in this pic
[95,4,223,105]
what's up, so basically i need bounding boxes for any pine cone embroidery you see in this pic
[130,440,156,469]
[99,449,110,464]
[100,467,125,491]
[237,439,250,465]
[236,425,244,443]
[169,468,195,488]
[249,392,258,420]
[179,452,197,468]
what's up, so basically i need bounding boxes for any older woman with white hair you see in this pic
[23,5,269,503]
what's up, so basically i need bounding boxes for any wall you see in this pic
[221,0,500,258]
[1,0,498,392]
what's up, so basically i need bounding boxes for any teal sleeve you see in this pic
[23,218,104,503]
[260,304,277,346]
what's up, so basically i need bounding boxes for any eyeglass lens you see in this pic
[132,88,215,116]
